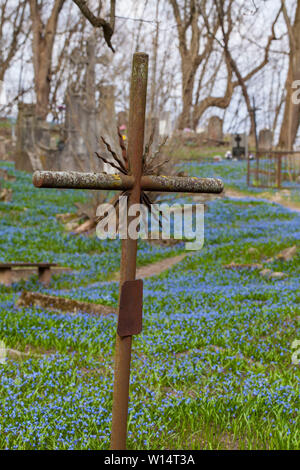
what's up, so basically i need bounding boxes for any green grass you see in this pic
[167,143,229,162]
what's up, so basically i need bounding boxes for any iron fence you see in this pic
[247,150,300,189]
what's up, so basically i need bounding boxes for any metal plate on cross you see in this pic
[117,279,143,337]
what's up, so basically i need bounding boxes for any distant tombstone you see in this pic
[61,85,103,172]
[0,137,10,161]
[98,85,120,173]
[0,119,14,161]
[57,79,119,173]
[61,87,88,171]
[15,103,41,171]
[98,85,119,147]
[15,102,63,172]
[14,102,62,172]
[207,116,223,142]
[258,129,272,150]
[117,110,128,129]
[70,35,109,111]
[145,116,159,152]
[196,126,205,134]
[0,81,6,106]
[0,138,5,159]
[159,111,173,137]
[14,39,116,174]
[231,133,248,160]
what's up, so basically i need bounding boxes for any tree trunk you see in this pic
[278,61,300,149]
[178,60,196,129]
[34,43,52,119]
[278,0,300,149]
[169,0,214,131]
[29,0,65,120]
[149,0,160,118]
[0,1,27,83]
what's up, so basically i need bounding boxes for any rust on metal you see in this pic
[110,52,148,451]
[33,171,223,194]
[117,280,143,337]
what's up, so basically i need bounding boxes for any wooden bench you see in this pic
[0,263,57,286]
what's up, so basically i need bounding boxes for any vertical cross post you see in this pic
[110,52,148,450]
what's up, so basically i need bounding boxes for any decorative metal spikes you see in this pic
[95,127,169,225]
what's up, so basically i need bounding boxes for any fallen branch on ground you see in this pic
[16,291,116,316]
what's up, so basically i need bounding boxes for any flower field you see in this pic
[0,160,299,450]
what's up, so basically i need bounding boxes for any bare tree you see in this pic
[0,0,29,82]
[149,0,160,118]
[192,0,282,133]
[49,14,85,119]
[169,0,219,129]
[71,0,116,51]
[28,0,116,121]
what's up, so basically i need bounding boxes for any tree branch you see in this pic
[72,0,116,52]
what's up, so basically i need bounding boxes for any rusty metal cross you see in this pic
[32,53,223,450]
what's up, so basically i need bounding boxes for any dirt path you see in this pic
[224,188,300,213]
[112,253,187,281]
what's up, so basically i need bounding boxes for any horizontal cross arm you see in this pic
[141,175,223,193]
[33,171,223,194]
[33,171,133,191]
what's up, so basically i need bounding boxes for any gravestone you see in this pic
[60,85,98,172]
[207,116,223,142]
[231,133,248,159]
[0,137,11,161]
[15,103,35,171]
[15,103,42,172]
[15,102,62,172]
[258,129,273,150]
[59,36,113,172]
[117,110,128,129]
[0,118,14,161]
[56,85,119,173]
[145,116,159,152]
[70,35,109,111]
[86,36,97,110]
[59,37,116,173]
[159,111,173,137]
[98,85,120,173]
[15,37,117,174]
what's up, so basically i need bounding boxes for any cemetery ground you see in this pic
[0,158,299,450]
